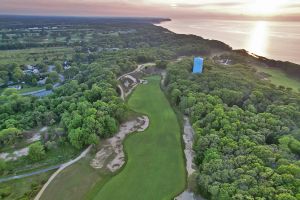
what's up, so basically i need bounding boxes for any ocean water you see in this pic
[158,19,300,64]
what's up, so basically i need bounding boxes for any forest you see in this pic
[165,59,300,199]
[0,16,299,199]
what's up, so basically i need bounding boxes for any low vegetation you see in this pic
[255,66,300,91]
[0,171,54,200]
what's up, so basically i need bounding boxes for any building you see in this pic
[23,65,40,75]
[8,85,22,90]
[193,57,204,74]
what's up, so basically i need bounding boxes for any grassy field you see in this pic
[17,85,45,94]
[256,66,300,91]
[93,76,186,200]
[0,171,54,200]
[40,153,113,200]
[0,47,74,65]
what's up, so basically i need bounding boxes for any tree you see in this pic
[0,128,21,146]
[46,84,53,91]
[68,128,84,149]
[31,77,37,86]
[171,88,181,105]
[156,60,168,69]
[28,142,46,161]
[275,193,297,200]
[54,62,63,73]
[0,159,7,175]
[48,71,59,83]
[64,67,79,80]
[12,67,24,82]
[0,71,9,83]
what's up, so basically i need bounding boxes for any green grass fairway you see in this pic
[93,76,186,200]
[256,66,300,91]
[40,156,112,200]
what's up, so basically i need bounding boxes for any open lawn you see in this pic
[17,85,45,94]
[93,76,186,200]
[40,154,113,200]
[256,66,300,91]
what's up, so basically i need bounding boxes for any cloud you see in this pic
[0,0,299,21]
[174,2,244,8]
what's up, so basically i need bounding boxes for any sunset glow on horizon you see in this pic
[0,0,299,20]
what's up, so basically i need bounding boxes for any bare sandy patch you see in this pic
[0,147,29,161]
[27,127,48,143]
[90,116,149,172]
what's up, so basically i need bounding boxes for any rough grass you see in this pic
[93,76,186,200]
[0,171,54,200]
[0,47,74,65]
[256,66,300,91]
[7,143,80,176]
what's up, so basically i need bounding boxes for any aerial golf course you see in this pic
[93,76,186,199]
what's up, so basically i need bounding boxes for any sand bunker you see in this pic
[90,116,149,172]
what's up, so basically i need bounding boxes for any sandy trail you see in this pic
[182,117,196,176]
[174,117,206,200]
[91,116,149,172]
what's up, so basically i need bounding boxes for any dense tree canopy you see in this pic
[166,58,300,199]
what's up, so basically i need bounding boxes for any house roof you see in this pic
[193,57,203,73]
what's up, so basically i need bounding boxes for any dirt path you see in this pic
[117,85,125,100]
[182,117,196,176]
[174,117,206,200]
[34,145,92,200]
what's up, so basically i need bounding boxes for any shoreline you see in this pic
[155,19,300,66]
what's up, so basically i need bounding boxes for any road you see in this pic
[0,165,60,183]
[21,74,65,97]
[117,63,155,100]
[0,145,92,185]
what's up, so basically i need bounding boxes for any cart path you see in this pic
[34,145,92,200]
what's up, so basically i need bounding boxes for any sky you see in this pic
[0,0,300,21]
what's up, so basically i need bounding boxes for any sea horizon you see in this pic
[158,18,300,65]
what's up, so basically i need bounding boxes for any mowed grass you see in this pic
[256,66,300,91]
[93,76,186,200]
[40,155,113,200]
